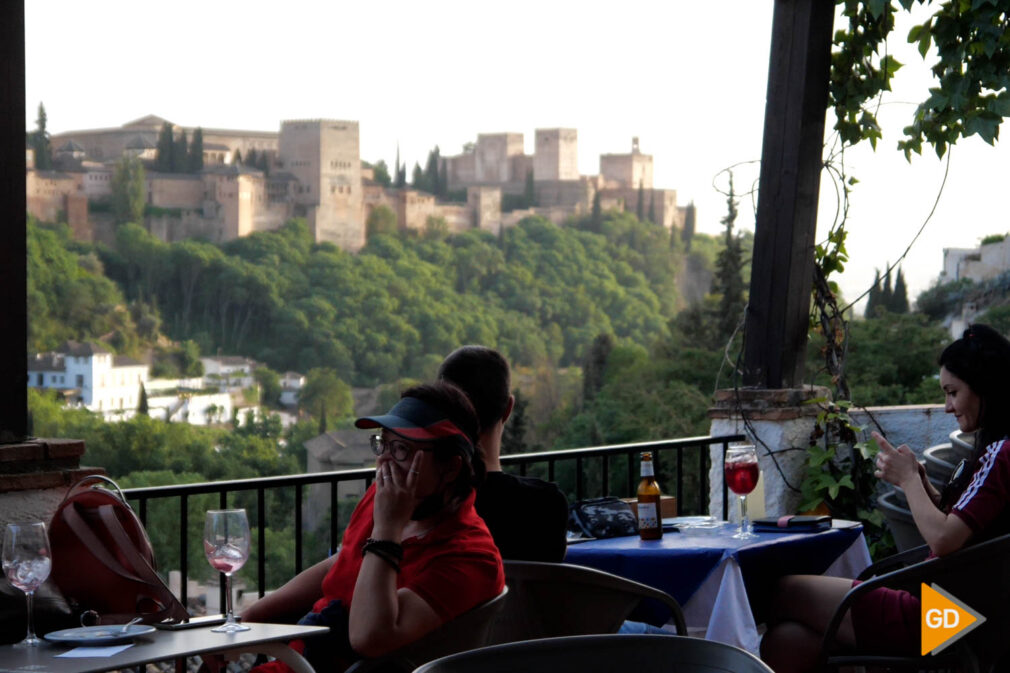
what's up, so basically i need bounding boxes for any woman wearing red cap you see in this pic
[243,382,504,672]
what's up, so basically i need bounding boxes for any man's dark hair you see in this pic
[437,345,511,431]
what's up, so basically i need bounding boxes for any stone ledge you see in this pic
[0,467,105,494]
[0,438,103,493]
[708,386,832,420]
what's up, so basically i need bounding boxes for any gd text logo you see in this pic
[921,583,985,656]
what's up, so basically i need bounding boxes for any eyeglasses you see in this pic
[370,434,430,461]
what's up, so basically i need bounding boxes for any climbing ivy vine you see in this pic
[831,0,1010,158]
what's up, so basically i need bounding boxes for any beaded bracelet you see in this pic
[361,538,403,572]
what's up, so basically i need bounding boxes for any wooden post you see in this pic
[0,1,28,442]
[743,0,834,388]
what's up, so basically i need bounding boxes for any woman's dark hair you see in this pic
[400,382,486,500]
[938,323,1010,505]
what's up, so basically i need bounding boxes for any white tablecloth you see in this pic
[681,533,872,653]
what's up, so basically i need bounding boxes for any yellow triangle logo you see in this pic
[921,583,986,655]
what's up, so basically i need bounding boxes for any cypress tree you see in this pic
[583,333,615,405]
[525,170,536,208]
[31,103,52,170]
[636,181,644,221]
[891,267,910,314]
[138,383,149,416]
[411,162,423,188]
[246,148,258,167]
[173,130,188,172]
[713,175,745,342]
[881,266,893,312]
[187,127,204,172]
[233,149,242,165]
[591,191,602,230]
[156,122,174,172]
[647,192,655,224]
[681,201,696,251]
[865,270,881,318]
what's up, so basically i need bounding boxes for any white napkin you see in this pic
[55,644,133,658]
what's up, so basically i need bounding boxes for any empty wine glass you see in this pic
[724,444,759,540]
[3,522,53,647]
[204,509,250,633]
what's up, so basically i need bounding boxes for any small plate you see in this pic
[44,624,156,646]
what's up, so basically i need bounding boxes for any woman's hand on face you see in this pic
[371,451,422,539]
[871,431,920,489]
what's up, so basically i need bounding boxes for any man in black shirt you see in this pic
[438,346,569,562]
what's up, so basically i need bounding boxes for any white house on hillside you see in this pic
[279,371,305,407]
[202,356,259,391]
[28,341,148,419]
[943,237,1010,284]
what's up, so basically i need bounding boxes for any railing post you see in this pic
[180,494,188,608]
[295,483,303,574]
[257,488,266,598]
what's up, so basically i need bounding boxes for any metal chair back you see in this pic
[413,634,774,673]
[487,560,686,644]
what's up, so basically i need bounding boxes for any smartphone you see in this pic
[153,615,228,630]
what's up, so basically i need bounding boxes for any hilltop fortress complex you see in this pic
[29,115,692,250]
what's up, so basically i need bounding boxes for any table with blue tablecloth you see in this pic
[563,521,871,653]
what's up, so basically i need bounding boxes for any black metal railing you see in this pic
[122,433,743,608]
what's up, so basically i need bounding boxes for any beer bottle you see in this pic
[637,451,663,540]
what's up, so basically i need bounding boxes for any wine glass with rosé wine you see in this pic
[724,444,760,540]
[3,522,52,647]
[204,509,251,632]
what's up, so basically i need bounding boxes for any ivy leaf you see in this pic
[867,0,887,19]
[965,114,1000,144]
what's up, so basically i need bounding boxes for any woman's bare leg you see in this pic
[761,575,857,673]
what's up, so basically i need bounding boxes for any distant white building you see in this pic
[202,356,259,391]
[943,237,1010,284]
[279,371,305,407]
[28,341,148,420]
[147,389,234,425]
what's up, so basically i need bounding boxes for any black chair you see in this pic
[413,634,774,673]
[345,587,508,673]
[487,560,686,645]
[819,533,1010,672]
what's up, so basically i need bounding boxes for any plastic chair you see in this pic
[345,586,508,673]
[819,532,1010,672]
[413,634,774,673]
[487,560,686,645]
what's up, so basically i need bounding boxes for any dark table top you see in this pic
[0,622,328,673]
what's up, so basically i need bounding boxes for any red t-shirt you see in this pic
[256,485,503,673]
[318,484,505,622]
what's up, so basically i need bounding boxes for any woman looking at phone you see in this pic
[760,324,1010,673]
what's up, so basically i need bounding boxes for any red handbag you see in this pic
[48,475,189,625]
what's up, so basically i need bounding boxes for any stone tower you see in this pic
[279,119,364,251]
[534,128,578,182]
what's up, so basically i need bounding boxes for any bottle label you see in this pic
[641,461,654,477]
[638,502,659,530]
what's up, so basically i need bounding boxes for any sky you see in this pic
[24,1,1010,314]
